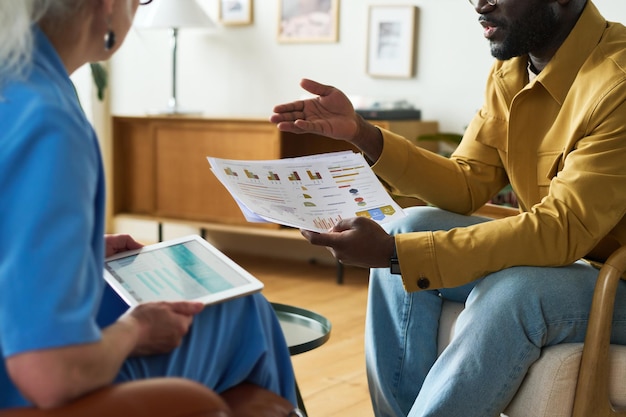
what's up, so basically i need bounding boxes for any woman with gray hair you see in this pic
[0,1,298,414]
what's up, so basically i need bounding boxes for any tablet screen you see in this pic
[104,235,263,306]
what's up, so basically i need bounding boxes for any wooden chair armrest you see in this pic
[220,382,294,417]
[0,378,230,417]
[573,245,626,417]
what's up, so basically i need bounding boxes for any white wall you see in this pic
[110,0,626,134]
[102,0,625,249]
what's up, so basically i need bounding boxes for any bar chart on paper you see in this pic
[207,151,406,232]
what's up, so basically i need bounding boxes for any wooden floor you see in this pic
[227,252,375,417]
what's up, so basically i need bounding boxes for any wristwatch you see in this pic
[390,242,401,275]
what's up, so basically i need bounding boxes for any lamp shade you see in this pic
[134,0,215,29]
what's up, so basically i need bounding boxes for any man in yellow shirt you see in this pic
[271,0,626,416]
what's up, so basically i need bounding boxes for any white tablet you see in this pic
[103,235,263,307]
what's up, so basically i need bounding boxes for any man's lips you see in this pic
[479,19,499,39]
[483,25,497,38]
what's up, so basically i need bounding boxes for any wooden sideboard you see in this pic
[110,116,438,230]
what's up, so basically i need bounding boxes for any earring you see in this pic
[104,20,116,51]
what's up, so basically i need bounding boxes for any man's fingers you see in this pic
[300,78,329,96]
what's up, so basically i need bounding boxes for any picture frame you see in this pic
[366,5,417,78]
[277,0,339,43]
[219,0,253,26]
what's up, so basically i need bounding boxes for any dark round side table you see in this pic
[272,302,332,414]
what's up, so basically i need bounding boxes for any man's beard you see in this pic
[490,5,558,60]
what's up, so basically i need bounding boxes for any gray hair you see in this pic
[0,0,88,86]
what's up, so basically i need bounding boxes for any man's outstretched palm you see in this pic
[271,78,360,142]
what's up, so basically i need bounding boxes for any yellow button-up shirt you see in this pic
[373,1,626,292]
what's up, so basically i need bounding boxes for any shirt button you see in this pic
[417,277,430,289]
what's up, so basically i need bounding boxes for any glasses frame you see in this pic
[469,0,497,7]
[139,0,153,5]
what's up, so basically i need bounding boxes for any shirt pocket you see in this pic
[470,110,508,153]
[537,151,563,187]
[455,111,508,169]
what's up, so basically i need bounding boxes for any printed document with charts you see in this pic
[207,151,406,233]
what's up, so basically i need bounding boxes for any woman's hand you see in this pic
[123,301,205,356]
[104,234,143,257]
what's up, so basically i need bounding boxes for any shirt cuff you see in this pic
[396,231,443,292]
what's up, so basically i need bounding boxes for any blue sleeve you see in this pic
[0,90,104,358]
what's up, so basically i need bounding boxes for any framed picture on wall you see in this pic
[219,0,253,25]
[366,5,417,78]
[278,0,339,43]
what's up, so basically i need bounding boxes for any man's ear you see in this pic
[556,0,587,12]
[555,0,585,6]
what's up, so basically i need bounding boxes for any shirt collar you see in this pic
[527,61,538,83]
[493,1,607,105]
[31,25,87,114]
[535,1,607,105]
[33,25,74,93]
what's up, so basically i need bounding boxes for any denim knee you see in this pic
[460,264,598,346]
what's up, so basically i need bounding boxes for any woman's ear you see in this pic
[99,0,115,16]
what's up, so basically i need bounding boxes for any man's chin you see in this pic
[490,44,517,61]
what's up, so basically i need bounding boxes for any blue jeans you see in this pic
[366,206,626,417]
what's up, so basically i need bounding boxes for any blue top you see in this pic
[0,27,125,408]
[0,27,298,411]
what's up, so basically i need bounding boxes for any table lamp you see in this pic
[134,0,215,114]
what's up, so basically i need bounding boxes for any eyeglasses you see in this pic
[468,0,497,7]
[140,0,153,5]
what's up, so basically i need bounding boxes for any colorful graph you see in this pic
[329,165,363,183]
[207,151,406,233]
[356,205,397,221]
[267,171,280,181]
[244,169,259,180]
[307,170,322,180]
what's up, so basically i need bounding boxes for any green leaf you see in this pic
[89,62,108,101]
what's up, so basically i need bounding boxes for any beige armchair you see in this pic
[0,379,293,417]
[437,205,626,417]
